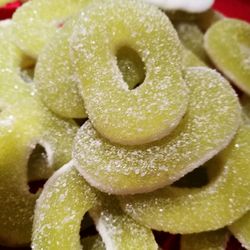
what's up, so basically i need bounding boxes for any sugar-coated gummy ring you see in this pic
[181,229,229,250]
[89,195,158,250]
[144,0,214,13]
[73,67,240,195]
[0,25,78,246]
[12,0,92,58]
[35,17,87,119]
[204,18,250,95]
[35,15,144,119]
[118,125,250,233]
[229,211,250,250]
[32,162,158,250]
[71,0,188,146]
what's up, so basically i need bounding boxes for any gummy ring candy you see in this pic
[89,195,158,250]
[71,0,189,146]
[0,26,78,246]
[204,18,250,95]
[175,22,209,64]
[181,229,229,250]
[241,95,250,124]
[35,17,87,119]
[182,48,207,68]
[32,162,158,250]
[118,125,250,233]
[229,211,250,250]
[73,67,240,195]
[145,0,214,13]
[35,15,144,119]
[12,0,92,58]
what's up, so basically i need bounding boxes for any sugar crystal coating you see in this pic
[205,18,250,95]
[12,0,92,58]
[181,229,229,250]
[89,195,157,250]
[73,67,240,195]
[71,0,188,146]
[118,125,250,233]
[229,211,250,250]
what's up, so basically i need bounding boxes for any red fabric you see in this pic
[0,1,249,250]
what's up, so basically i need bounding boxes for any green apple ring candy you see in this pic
[12,0,92,58]
[181,229,229,250]
[73,67,240,195]
[118,125,250,234]
[81,236,105,250]
[71,0,188,146]
[241,95,250,124]
[229,211,250,250]
[32,162,99,250]
[204,18,250,95]
[182,48,207,68]
[0,78,78,246]
[35,17,87,119]
[89,195,158,250]
[176,22,209,64]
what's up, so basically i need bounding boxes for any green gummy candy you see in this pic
[71,0,188,146]
[229,211,250,250]
[35,17,87,119]
[182,48,207,68]
[32,162,98,250]
[176,22,209,64]
[89,195,158,250]
[240,95,250,124]
[205,18,250,95]
[73,67,240,195]
[81,236,105,250]
[12,0,92,58]
[181,229,229,250]
[118,125,250,233]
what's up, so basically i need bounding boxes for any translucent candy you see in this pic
[32,162,99,250]
[71,0,189,146]
[12,0,92,58]
[118,125,250,233]
[73,67,240,195]
[205,18,250,95]
[89,195,158,250]
[229,212,250,250]
[144,0,214,13]
[181,229,229,250]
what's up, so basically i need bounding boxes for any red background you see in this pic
[0,0,249,249]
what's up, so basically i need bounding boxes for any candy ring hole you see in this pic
[80,213,97,239]
[74,118,88,127]
[20,55,36,83]
[116,46,146,90]
[27,144,52,194]
[172,160,223,188]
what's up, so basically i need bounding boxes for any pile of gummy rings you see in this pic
[0,0,250,249]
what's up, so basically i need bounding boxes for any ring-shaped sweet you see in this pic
[0,26,78,246]
[204,18,250,95]
[35,15,144,119]
[12,0,92,58]
[73,67,240,195]
[32,162,158,250]
[71,0,188,146]
[181,229,229,250]
[118,125,250,234]
[229,211,250,250]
